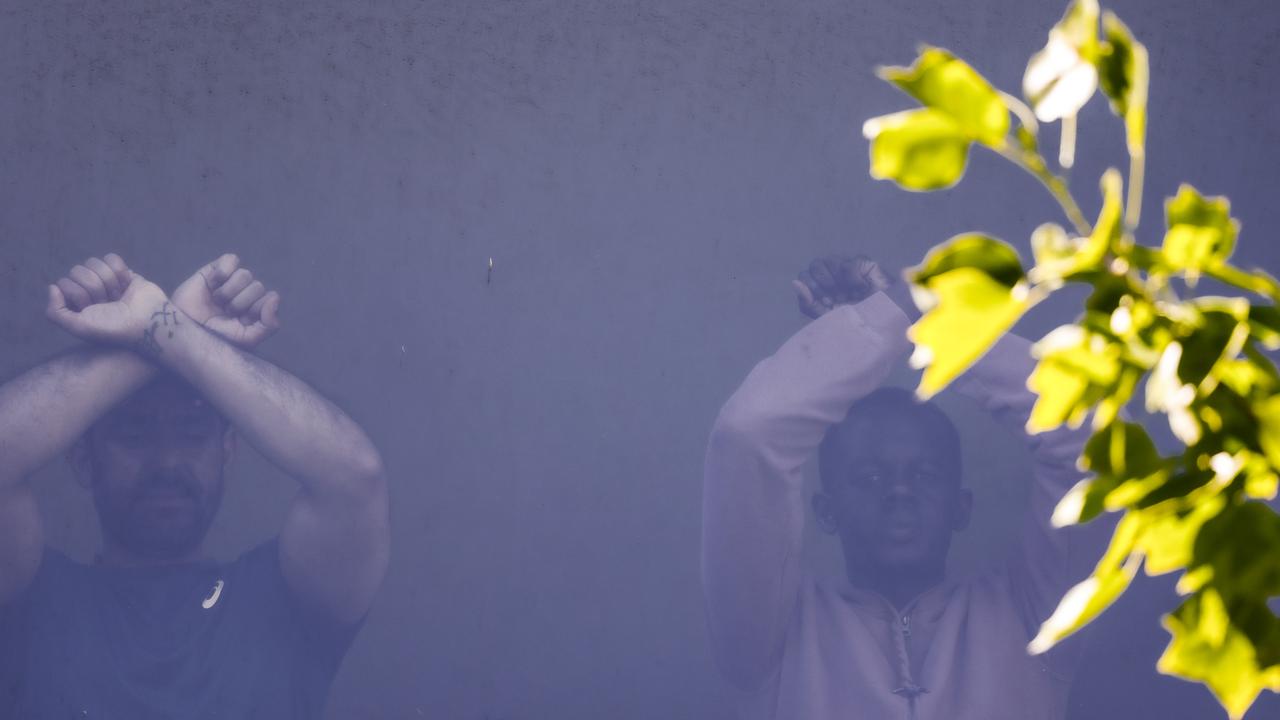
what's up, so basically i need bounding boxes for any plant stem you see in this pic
[1204,264,1280,303]
[996,145,1093,237]
[1060,114,1077,170]
[1125,150,1145,232]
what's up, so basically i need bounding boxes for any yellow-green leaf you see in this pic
[911,233,1025,288]
[878,46,1010,147]
[1137,497,1224,576]
[863,109,972,191]
[1023,0,1100,122]
[1254,396,1280,470]
[1091,168,1125,256]
[1029,511,1142,653]
[1159,593,1280,719]
[1096,11,1149,154]
[1162,185,1240,278]
[907,267,1029,398]
[1027,326,1123,431]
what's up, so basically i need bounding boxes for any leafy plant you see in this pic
[861,1,1280,716]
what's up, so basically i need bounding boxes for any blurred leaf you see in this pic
[1082,421,1163,479]
[878,47,1011,147]
[1027,326,1123,431]
[1091,168,1125,255]
[1030,511,1141,653]
[1192,503,1280,598]
[911,233,1026,287]
[907,265,1030,398]
[1095,11,1149,153]
[1137,497,1224,575]
[863,109,971,190]
[1162,185,1240,279]
[1147,341,1202,445]
[1178,307,1248,390]
[1159,592,1280,719]
[1253,396,1280,470]
[1248,305,1280,348]
[1023,0,1100,122]
[1163,503,1280,717]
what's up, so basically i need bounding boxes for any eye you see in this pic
[850,471,884,488]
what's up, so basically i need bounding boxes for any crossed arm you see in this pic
[0,254,389,623]
[703,256,1097,689]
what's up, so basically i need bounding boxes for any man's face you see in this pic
[81,378,232,562]
[817,414,971,576]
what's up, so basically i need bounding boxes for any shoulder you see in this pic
[13,547,89,603]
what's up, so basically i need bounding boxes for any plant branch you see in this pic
[995,145,1093,237]
[1204,264,1280,304]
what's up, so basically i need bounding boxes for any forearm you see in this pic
[703,294,910,686]
[0,347,154,488]
[145,303,383,497]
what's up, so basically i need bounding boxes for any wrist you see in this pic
[133,298,188,359]
[883,278,923,322]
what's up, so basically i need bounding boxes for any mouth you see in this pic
[135,488,197,511]
[883,513,921,541]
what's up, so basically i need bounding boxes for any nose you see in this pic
[880,471,918,504]
[143,437,194,472]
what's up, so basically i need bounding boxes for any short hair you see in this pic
[818,386,962,489]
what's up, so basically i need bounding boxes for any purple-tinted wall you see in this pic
[2,0,1279,717]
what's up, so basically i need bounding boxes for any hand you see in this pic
[46,254,172,345]
[792,255,891,319]
[172,253,281,349]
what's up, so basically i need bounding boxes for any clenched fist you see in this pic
[46,254,172,346]
[793,255,892,319]
[171,254,280,349]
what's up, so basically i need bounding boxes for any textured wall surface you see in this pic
[2,0,1279,717]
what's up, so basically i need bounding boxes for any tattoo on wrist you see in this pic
[136,302,181,357]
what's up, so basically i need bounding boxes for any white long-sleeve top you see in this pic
[702,292,1100,720]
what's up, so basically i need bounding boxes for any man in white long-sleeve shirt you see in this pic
[702,255,1100,720]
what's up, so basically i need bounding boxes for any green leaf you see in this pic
[1022,0,1100,122]
[1054,0,1102,53]
[906,264,1030,398]
[1162,185,1240,278]
[1095,11,1149,154]
[1178,307,1249,390]
[1091,168,1125,256]
[1248,305,1280,348]
[1137,497,1224,576]
[1027,326,1123,431]
[863,109,971,191]
[1159,592,1280,719]
[910,233,1026,288]
[1253,396,1280,470]
[1029,511,1141,654]
[878,46,1011,147]
[1163,503,1280,717]
[1191,503,1280,598]
[1081,421,1164,479]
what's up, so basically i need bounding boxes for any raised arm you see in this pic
[0,345,153,605]
[702,256,910,689]
[44,254,389,623]
[152,312,390,623]
[946,332,1101,636]
[0,253,279,606]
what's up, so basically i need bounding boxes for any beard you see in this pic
[93,468,222,562]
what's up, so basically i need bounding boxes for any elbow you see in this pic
[353,448,387,492]
[332,446,387,506]
[710,395,774,452]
